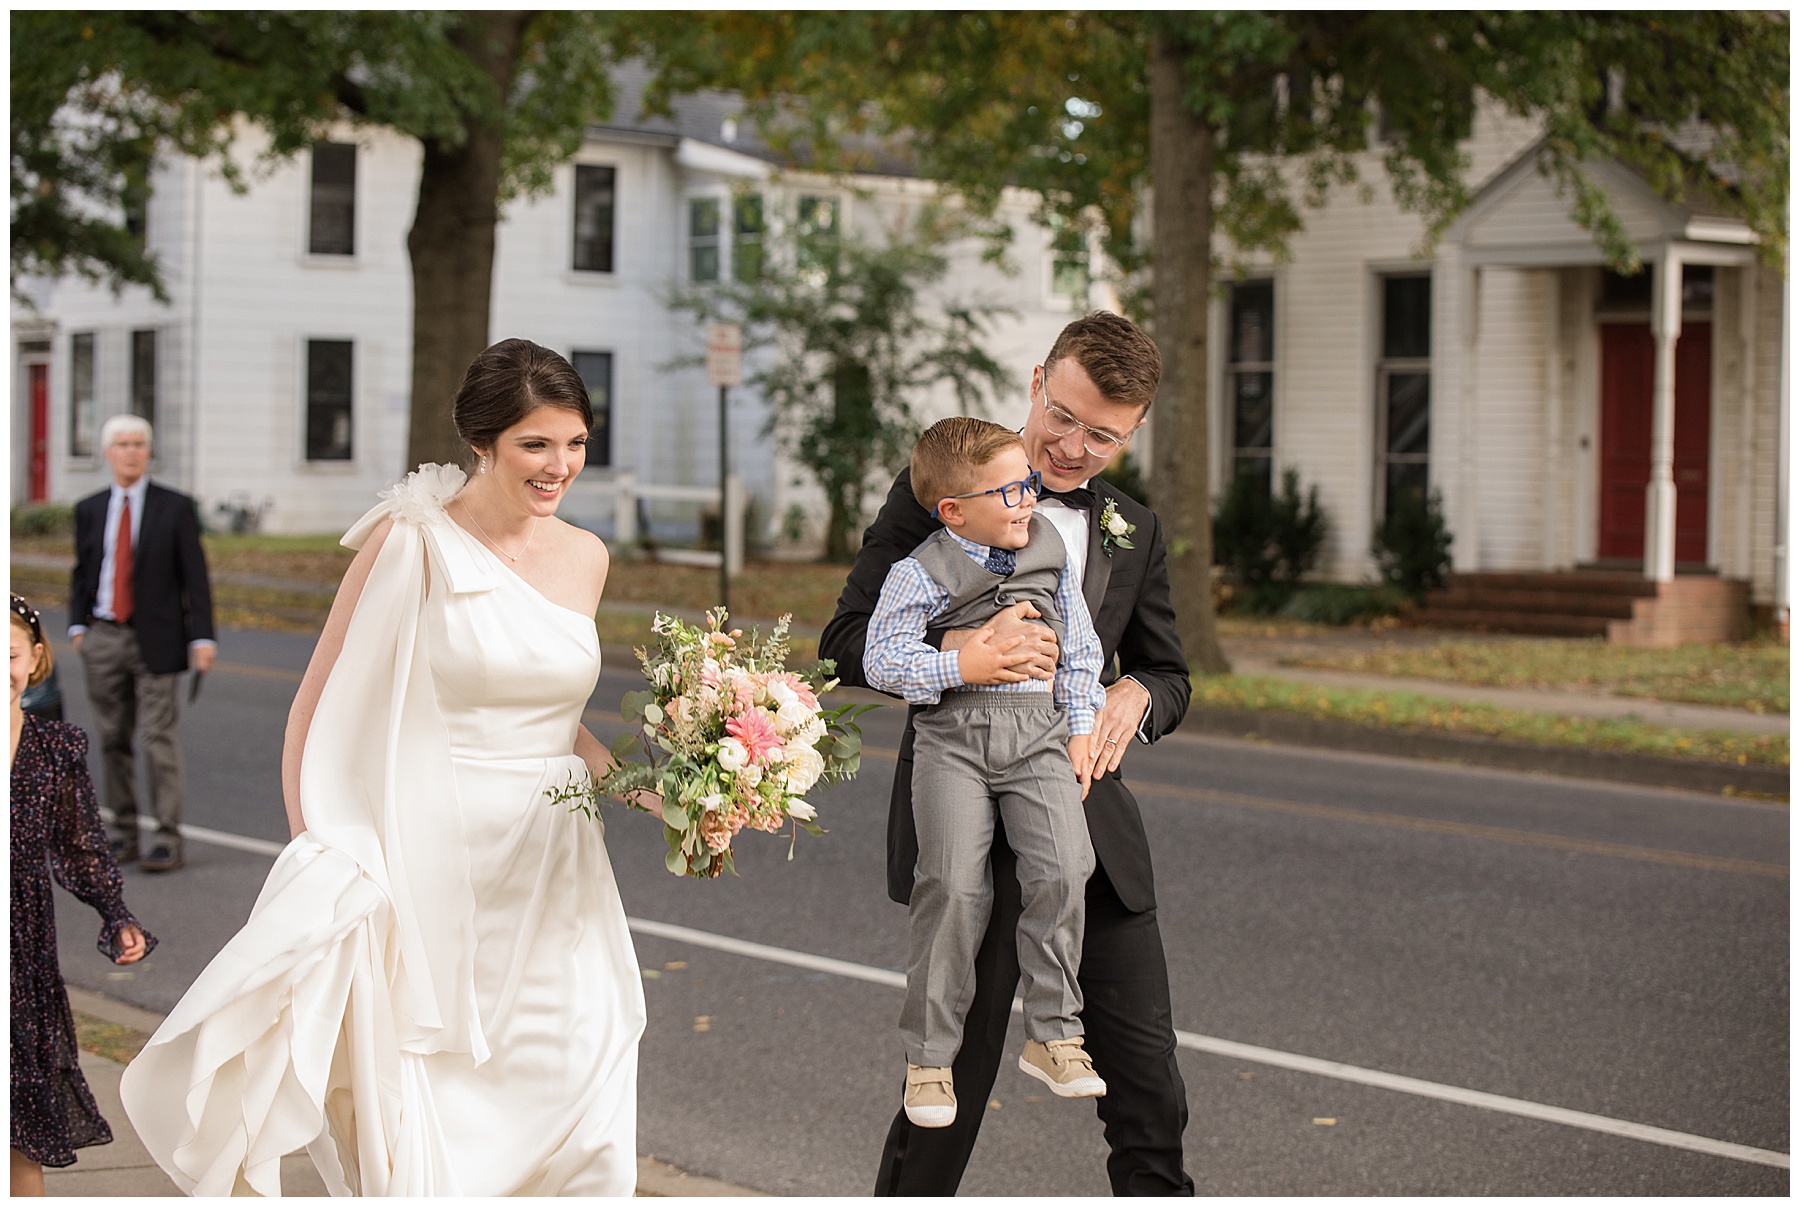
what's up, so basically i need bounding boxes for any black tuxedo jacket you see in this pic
[818,468,1189,914]
[70,481,216,675]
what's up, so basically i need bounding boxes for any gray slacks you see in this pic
[80,620,185,853]
[901,691,1095,1067]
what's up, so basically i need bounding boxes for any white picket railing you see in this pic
[562,471,745,575]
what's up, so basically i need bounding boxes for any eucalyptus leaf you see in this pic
[643,702,664,725]
[665,848,685,876]
[662,800,691,830]
[609,731,641,760]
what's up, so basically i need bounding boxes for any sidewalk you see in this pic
[52,988,763,1198]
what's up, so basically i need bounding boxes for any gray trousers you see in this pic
[81,620,185,853]
[901,691,1095,1067]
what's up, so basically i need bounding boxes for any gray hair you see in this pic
[100,414,153,450]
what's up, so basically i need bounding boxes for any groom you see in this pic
[820,310,1195,1195]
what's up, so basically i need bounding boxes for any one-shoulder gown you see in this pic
[121,464,645,1196]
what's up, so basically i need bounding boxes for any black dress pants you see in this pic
[874,839,1195,1196]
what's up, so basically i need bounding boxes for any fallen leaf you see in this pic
[988,1099,1002,1111]
[664,961,688,970]
[693,1016,712,1033]
[1237,1071,1256,1081]
[640,968,661,979]
[1312,1118,1337,1126]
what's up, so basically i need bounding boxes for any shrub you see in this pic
[1372,486,1453,600]
[1213,467,1330,613]
[1278,583,1409,626]
[10,503,74,537]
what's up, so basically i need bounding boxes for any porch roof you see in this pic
[1447,139,1758,269]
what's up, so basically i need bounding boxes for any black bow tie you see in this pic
[1041,485,1097,511]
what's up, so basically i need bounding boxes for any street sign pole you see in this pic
[704,323,744,619]
[718,382,729,616]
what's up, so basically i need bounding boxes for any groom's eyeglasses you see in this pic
[932,471,1043,518]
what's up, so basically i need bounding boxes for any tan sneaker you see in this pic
[1019,1037,1106,1098]
[904,1064,957,1128]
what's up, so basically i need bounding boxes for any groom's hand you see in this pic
[942,602,1058,680]
[1087,677,1151,778]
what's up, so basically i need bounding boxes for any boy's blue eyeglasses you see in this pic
[932,470,1043,518]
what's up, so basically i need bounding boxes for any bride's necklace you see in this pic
[460,497,537,563]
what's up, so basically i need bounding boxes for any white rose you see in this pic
[767,679,800,710]
[782,746,825,794]
[797,715,827,747]
[786,800,817,823]
[738,762,763,788]
[776,699,813,736]
[1106,509,1130,536]
[716,737,748,772]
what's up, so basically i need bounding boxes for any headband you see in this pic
[9,593,45,645]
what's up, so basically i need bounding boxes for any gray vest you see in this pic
[909,513,1068,657]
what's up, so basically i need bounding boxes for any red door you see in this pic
[1597,321,1711,564]
[28,363,48,502]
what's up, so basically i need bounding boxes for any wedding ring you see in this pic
[1104,738,1117,746]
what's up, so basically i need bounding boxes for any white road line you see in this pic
[627,917,1790,1171]
[164,829,1788,1171]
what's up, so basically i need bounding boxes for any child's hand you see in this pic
[1067,733,1093,801]
[957,625,1034,685]
[112,924,147,965]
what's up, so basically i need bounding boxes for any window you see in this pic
[1227,281,1275,496]
[571,351,613,469]
[795,194,839,285]
[689,197,721,283]
[1047,216,1089,304]
[308,142,356,255]
[733,193,764,282]
[130,329,157,429]
[70,333,96,456]
[305,340,353,461]
[1376,275,1431,520]
[572,165,616,272]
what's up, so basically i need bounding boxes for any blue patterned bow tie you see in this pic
[983,546,1016,576]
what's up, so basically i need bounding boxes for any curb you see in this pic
[1180,706,1790,798]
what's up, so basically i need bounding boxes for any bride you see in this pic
[121,339,645,1196]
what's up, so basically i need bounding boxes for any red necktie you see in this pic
[113,497,134,624]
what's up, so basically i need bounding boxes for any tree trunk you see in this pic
[403,12,529,472]
[1148,34,1232,675]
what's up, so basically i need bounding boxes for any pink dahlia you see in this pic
[726,707,784,766]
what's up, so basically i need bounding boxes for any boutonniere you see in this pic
[1098,498,1136,557]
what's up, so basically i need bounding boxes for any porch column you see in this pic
[1644,248,1681,581]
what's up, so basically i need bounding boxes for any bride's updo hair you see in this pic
[452,338,594,453]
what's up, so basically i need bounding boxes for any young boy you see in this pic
[865,416,1107,1129]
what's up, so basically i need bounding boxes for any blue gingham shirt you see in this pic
[865,531,1106,734]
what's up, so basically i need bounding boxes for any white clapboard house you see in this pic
[1212,102,1786,641]
[12,79,1788,639]
[10,66,1099,547]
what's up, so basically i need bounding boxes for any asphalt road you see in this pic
[44,616,1789,1196]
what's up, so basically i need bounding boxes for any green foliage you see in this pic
[11,11,625,299]
[9,503,74,537]
[1276,583,1408,626]
[669,205,1011,561]
[1212,467,1329,612]
[1372,486,1453,601]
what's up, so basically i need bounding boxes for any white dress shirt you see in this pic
[1037,487,1156,744]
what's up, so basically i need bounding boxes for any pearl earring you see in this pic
[479,454,487,473]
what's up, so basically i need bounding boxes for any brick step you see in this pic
[1425,588,1641,619]
[1410,608,1615,637]
[1444,572,1659,598]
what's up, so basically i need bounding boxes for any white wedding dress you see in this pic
[120,465,645,1196]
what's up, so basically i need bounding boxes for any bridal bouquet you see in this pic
[550,608,873,879]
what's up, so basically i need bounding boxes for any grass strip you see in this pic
[1194,673,1788,768]
[1286,637,1788,714]
[72,1013,150,1065]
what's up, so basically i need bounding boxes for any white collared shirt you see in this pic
[94,478,149,621]
[1036,480,1156,745]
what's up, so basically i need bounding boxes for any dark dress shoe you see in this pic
[140,843,185,873]
[110,838,140,864]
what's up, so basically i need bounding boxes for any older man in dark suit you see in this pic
[69,415,216,873]
[821,310,1195,1196]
